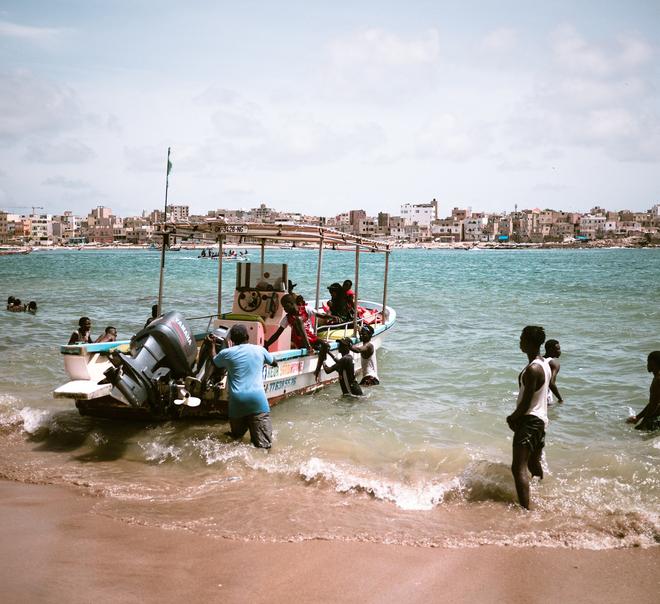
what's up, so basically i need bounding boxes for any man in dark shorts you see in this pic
[626,351,660,431]
[210,324,278,449]
[506,325,551,510]
[323,338,363,396]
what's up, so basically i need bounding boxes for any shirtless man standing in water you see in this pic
[507,325,551,510]
[544,339,563,404]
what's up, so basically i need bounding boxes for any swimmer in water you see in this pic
[626,351,660,431]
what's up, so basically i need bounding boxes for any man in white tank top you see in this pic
[506,325,552,510]
[350,325,379,386]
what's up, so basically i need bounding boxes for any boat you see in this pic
[53,222,396,420]
[0,247,31,256]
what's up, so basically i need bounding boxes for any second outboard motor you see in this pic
[103,311,197,409]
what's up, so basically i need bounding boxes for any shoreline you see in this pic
[1,479,657,603]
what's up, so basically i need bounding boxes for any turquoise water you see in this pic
[1,248,658,548]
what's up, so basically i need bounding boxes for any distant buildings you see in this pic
[1,198,659,246]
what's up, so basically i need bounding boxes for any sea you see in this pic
[1,247,658,548]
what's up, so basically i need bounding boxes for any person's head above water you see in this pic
[338,338,352,354]
[7,296,15,305]
[648,351,660,374]
[359,324,374,342]
[27,301,37,313]
[520,325,545,354]
[545,339,560,358]
[229,324,249,345]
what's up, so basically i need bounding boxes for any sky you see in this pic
[1,1,659,218]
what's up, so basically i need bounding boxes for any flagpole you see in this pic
[156,147,171,316]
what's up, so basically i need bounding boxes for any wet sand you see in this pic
[1,480,657,604]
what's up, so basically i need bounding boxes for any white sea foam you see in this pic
[138,439,183,464]
[299,456,459,510]
[19,407,55,434]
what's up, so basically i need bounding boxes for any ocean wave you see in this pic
[0,396,55,435]
[298,456,460,510]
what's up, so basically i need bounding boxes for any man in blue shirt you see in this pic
[210,324,278,448]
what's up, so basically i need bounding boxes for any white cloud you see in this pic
[414,113,491,162]
[0,71,84,142]
[42,176,94,190]
[0,19,64,42]
[551,25,653,77]
[481,28,518,53]
[324,28,441,101]
[25,139,96,164]
[509,27,660,162]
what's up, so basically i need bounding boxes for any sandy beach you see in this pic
[0,480,657,604]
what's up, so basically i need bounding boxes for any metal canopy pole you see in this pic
[353,243,360,335]
[156,230,168,316]
[156,148,171,316]
[381,250,390,324]
[314,233,324,334]
[217,235,224,317]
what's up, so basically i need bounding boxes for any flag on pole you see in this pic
[167,158,173,176]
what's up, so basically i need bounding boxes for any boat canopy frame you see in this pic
[154,221,392,335]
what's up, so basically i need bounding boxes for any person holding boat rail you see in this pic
[209,324,278,449]
[323,338,363,396]
[264,294,318,351]
[350,325,379,386]
[95,326,117,343]
[68,317,93,345]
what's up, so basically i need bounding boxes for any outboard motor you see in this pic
[103,311,197,410]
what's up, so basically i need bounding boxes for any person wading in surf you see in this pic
[626,351,660,431]
[507,325,551,510]
[323,338,363,396]
[544,339,563,404]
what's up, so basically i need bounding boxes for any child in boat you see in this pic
[626,351,660,431]
[323,338,363,396]
[95,326,117,343]
[350,325,379,386]
[68,317,93,345]
[265,294,317,351]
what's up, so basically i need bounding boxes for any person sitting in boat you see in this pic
[323,338,363,396]
[26,301,37,314]
[350,325,379,386]
[68,317,93,345]
[343,280,355,313]
[264,294,318,351]
[95,326,117,343]
[324,283,354,324]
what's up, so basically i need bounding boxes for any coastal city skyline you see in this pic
[1,2,659,216]
[2,198,658,245]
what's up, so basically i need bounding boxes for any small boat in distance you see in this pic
[54,223,395,421]
[0,247,31,256]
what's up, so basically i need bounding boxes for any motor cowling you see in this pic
[103,311,197,409]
